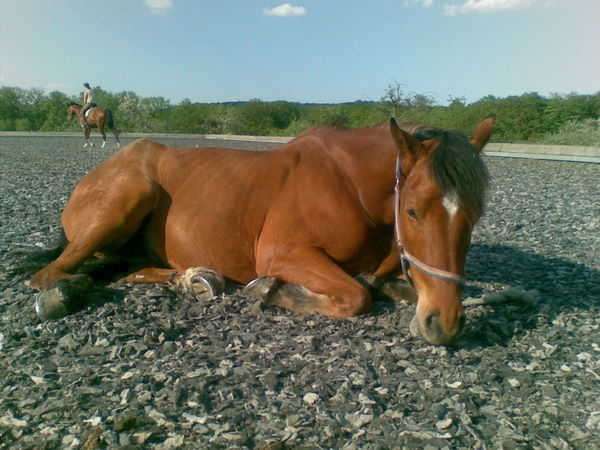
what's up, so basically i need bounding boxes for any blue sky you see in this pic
[1,0,598,104]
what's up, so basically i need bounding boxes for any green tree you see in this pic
[39,91,73,131]
[0,87,22,130]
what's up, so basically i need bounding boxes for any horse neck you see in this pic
[319,126,399,225]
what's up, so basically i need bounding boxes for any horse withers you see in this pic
[29,116,494,346]
[67,104,121,149]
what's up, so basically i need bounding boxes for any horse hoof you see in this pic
[35,291,69,320]
[35,274,93,320]
[171,268,225,301]
[409,315,422,338]
[83,143,88,148]
[243,277,280,299]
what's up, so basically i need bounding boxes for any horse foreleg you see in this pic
[251,246,371,318]
[100,126,107,148]
[83,128,92,148]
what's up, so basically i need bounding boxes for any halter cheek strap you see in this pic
[394,157,466,289]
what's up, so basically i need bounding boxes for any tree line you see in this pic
[1,85,599,145]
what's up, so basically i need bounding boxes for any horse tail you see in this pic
[105,109,121,143]
[11,229,68,277]
[105,109,115,129]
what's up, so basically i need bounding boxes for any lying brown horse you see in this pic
[67,104,121,149]
[30,116,494,345]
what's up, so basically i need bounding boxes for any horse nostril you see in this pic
[424,312,441,335]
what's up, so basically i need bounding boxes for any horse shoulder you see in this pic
[266,136,373,256]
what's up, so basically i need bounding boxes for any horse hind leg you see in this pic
[120,267,226,301]
[168,268,225,300]
[31,177,160,319]
[111,128,121,148]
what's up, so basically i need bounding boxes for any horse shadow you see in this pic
[365,242,598,348]
[450,243,599,348]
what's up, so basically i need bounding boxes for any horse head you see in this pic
[390,116,495,345]
[66,104,80,121]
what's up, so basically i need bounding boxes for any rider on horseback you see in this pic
[80,83,97,128]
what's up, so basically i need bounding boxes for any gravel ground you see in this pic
[1,134,599,449]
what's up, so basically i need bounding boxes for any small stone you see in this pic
[358,393,376,405]
[114,415,139,432]
[303,392,319,404]
[507,378,520,387]
[576,352,592,361]
[585,411,600,430]
[83,416,102,427]
[436,418,453,430]
[345,413,374,428]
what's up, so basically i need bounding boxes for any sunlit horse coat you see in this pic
[31,117,495,345]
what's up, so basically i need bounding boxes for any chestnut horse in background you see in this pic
[30,116,494,345]
[67,104,121,149]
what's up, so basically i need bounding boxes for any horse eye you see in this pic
[407,208,418,220]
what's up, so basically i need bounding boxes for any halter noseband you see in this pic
[394,157,466,289]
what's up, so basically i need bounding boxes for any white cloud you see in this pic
[144,0,173,14]
[263,3,307,17]
[444,0,537,16]
[404,0,435,7]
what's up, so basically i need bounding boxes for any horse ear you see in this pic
[470,114,496,151]
[390,118,422,162]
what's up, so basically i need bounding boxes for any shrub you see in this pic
[540,118,600,146]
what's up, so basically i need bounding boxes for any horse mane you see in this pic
[68,103,82,107]
[413,127,489,221]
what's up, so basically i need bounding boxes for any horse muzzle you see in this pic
[410,309,465,346]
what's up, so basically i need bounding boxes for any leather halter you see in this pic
[394,157,466,289]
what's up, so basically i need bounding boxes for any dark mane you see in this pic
[413,128,489,222]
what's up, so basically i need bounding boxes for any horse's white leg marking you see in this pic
[442,193,459,217]
[101,141,106,149]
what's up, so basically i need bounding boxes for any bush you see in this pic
[540,118,600,146]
